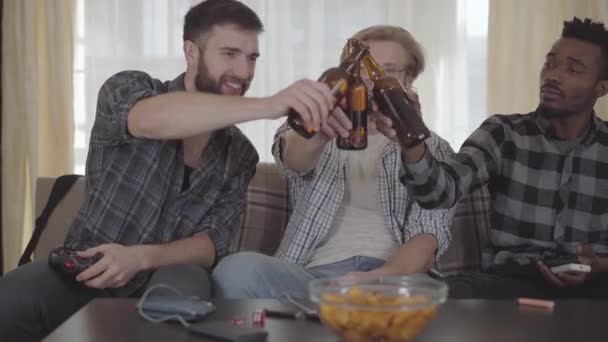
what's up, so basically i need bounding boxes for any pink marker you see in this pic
[517,297,555,310]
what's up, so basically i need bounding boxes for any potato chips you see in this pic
[319,287,438,342]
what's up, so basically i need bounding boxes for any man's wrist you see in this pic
[286,128,330,148]
[377,264,420,276]
[135,245,154,271]
[371,266,400,277]
[250,97,280,120]
[401,143,427,164]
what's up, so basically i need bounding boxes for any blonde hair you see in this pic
[342,25,425,79]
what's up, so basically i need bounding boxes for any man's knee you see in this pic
[0,263,43,324]
[446,273,477,299]
[0,261,95,341]
[0,261,69,318]
[447,271,541,299]
[147,264,212,300]
[212,252,277,298]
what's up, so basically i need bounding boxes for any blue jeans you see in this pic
[212,252,385,299]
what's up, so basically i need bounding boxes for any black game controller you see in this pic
[48,247,102,279]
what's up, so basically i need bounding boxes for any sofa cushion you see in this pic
[32,163,288,262]
[437,186,491,273]
[32,162,490,274]
[229,162,492,273]
[229,162,288,256]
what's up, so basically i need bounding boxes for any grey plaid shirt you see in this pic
[272,123,455,265]
[64,71,258,295]
[403,111,608,265]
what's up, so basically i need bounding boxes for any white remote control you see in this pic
[550,263,591,274]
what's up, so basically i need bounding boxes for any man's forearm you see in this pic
[399,143,461,209]
[128,92,274,140]
[376,234,438,276]
[281,130,329,174]
[137,232,216,271]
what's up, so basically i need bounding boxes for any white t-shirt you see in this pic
[307,133,398,267]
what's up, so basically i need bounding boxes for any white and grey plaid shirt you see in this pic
[272,123,455,265]
[403,110,608,265]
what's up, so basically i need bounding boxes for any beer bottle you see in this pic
[337,62,367,150]
[361,52,430,148]
[287,39,368,139]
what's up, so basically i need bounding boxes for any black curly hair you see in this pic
[562,17,608,79]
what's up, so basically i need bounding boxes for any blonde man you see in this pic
[213,25,455,299]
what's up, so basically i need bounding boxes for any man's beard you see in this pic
[194,60,247,96]
[195,71,222,95]
[536,104,575,118]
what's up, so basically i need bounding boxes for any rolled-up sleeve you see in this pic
[271,122,337,206]
[91,71,164,145]
[271,122,316,179]
[404,202,454,257]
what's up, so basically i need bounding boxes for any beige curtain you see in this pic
[488,0,608,117]
[2,0,74,272]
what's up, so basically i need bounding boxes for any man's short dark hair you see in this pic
[562,17,608,79]
[183,0,264,42]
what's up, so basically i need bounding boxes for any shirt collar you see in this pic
[533,108,597,147]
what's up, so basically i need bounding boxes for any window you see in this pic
[74,0,488,173]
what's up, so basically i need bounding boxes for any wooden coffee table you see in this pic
[44,298,607,342]
[44,298,335,342]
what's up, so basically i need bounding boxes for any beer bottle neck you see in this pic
[341,46,368,74]
[351,63,362,82]
[361,52,385,82]
[338,59,353,71]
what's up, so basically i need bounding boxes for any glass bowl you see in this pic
[309,275,447,342]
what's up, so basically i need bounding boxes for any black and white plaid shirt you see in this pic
[64,71,258,295]
[402,110,608,265]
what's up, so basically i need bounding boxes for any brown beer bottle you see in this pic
[337,62,367,150]
[287,39,368,139]
[361,52,430,148]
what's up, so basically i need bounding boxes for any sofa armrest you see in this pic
[33,177,85,260]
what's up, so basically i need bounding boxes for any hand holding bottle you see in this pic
[371,87,422,141]
[288,39,369,138]
[360,50,430,149]
[268,79,335,133]
[319,99,353,140]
